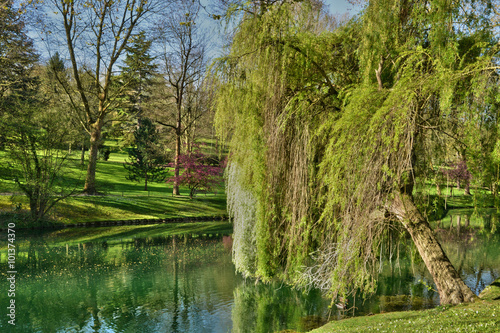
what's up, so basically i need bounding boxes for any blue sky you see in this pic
[323,0,362,15]
[28,0,364,65]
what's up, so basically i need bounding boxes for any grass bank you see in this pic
[308,186,500,333]
[0,148,227,228]
[308,299,499,333]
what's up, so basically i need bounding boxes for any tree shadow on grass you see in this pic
[56,195,227,222]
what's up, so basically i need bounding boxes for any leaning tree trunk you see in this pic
[388,191,477,305]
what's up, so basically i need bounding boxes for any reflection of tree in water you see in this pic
[95,234,234,332]
[163,234,237,332]
[348,237,438,316]
[231,280,330,332]
[81,270,101,332]
[437,224,500,295]
[2,234,234,332]
[4,240,109,332]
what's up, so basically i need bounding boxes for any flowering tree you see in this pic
[168,145,224,199]
[441,159,472,195]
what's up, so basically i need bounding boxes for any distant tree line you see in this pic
[0,0,225,222]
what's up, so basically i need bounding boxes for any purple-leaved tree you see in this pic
[167,144,224,199]
[441,159,472,195]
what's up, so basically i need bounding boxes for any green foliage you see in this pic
[1,97,81,223]
[214,0,500,302]
[0,0,39,101]
[213,1,358,283]
[119,31,158,118]
[124,118,168,191]
[415,194,447,221]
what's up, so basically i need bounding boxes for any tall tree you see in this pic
[153,0,208,196]
[119,30,158,122]
[214,0,498,305]
[124,118,168,191]
[0,0,39,149]
[35,0,164,194]
[0,4,78,223]
[0,0,39,109]
[213,0,355,284]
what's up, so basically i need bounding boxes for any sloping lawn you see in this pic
[0,149,227,228]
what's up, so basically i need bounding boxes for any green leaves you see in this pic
[214,0,500,302]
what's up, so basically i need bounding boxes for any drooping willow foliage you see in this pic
[226,163,259,276]
[213,0,499,301]
[214,0,352,282]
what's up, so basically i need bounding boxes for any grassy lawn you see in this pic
[415,182,496,209]
[0,148,227,227]
[309,299,500,333]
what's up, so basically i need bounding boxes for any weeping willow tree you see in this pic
[214,0,355,279]
[213,0,499,305]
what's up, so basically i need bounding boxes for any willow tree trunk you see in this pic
[83,118,104,195]
[388,191,477,305]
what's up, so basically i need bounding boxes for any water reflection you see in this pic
[0,233,333,332]
[0,220,498,333]
[0,235,228,332]
[232,281,330,332]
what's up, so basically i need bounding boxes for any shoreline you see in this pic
[0,214,229,232]
[308,279,500,332]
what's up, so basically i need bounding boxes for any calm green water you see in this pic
[0,220,498,332]
[0,232,330,332]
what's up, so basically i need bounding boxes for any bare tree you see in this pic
[153,0,208,196]
[36,0,166,194]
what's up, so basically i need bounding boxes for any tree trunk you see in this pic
[83,118,104,195]
[80,139,86,166]
[29,195,39,221]
[172,116,181,196]
[375,57,384,91]
[388,191,477,305]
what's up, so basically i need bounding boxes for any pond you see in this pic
[0,218,498,333]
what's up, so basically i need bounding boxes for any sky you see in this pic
[26,0,364,66]
[322,0,362,16]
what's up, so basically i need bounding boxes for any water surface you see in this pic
[0,218,498,333]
